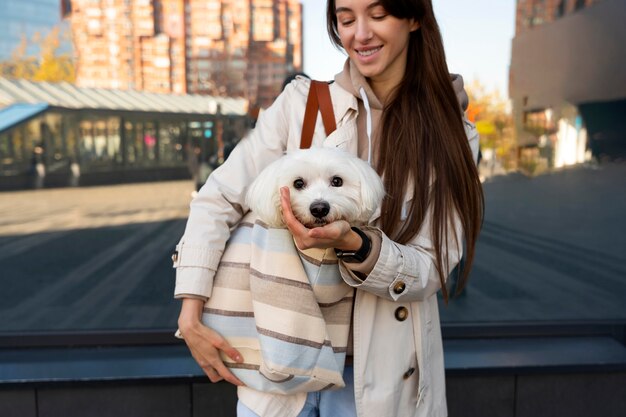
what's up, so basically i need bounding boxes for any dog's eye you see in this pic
[331,176,343,187]
[293,178,305,190]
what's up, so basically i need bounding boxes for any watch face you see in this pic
[337,251,362,263]
[335,250,358,262]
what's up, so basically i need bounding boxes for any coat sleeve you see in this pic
[173,85,298,299]
[339,207,464,302]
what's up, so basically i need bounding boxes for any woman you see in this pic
[174,0,484,416]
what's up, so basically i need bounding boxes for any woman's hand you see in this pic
[178,298,245,386]
[280,187,362,251]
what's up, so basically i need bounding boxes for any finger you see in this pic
[213,361,245,386]
[308,221,348,240]
[193,354,223,382]
[308,224,335,239]
[213,336,244,363]
[205,366,224,383]
[279,187,297,224]
[280,187,308,234]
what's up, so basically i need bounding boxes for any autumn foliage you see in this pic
[0,26,75,83]
[465,80,517,172]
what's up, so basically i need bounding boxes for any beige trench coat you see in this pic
[174,77,479,417]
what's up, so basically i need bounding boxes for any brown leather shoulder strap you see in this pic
[315,81,337,138]
[300,80,336,149]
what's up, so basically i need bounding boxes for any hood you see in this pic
[334,58,469,112]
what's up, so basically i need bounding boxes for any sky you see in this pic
[301,0,516,96]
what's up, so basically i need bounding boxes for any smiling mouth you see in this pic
[356,46,382,57]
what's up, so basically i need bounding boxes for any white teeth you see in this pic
[357,47,381,56]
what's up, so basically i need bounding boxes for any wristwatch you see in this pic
[334,227,372,263]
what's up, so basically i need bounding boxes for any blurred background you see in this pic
[0,1,624,416]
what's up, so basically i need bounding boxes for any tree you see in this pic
[466,80,517,174]
[0,26,75,83]
[33,27,75,83]
[0,35,38,79]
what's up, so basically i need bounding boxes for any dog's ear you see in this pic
[347,157,386,222]
[245,157,285,227]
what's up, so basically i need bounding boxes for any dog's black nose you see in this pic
[310,201,330,219]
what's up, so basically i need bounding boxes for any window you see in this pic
[158,122,185,164]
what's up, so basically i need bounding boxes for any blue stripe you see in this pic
[303,262,343,286]
[231,369,339,393]
[257,334,345,372]
[227,225,253,244]
[250,226,298,254]
[203,314,258,338]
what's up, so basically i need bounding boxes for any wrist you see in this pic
[335,227,372,263]
[178,298,204,330]
[337,228,362,252]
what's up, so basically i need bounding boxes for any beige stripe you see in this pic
[312,286,353,304]
[256,326,327,349]
[213,266,250,290]
[250,268,313,289]
[299,248,338,266]
[320,301,353,324]
[252,303,328,341]
[205,287,253,312]
[250,248,307,279]
[221,241,254,263]
[318,295,353,308]
[250,278,324,317]
[326,324,351,347]
[256,327,348,352]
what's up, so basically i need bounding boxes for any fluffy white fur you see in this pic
[246,147,385,228]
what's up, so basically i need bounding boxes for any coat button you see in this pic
[393,281,406,294]
[403,367,416,380]
[395,306,408,321]
[171,252,178,263]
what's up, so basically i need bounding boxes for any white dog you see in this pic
[246,147,385,228]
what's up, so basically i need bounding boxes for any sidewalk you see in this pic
[1,163,625,335]
[0,180,195,333]
[441,162,626,323]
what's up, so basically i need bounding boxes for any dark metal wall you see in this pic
[1,372,625,417]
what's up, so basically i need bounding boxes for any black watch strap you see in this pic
[335,227,372,263]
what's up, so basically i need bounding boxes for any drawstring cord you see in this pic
[358,87,373,166]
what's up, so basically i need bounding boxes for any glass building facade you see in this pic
[0,77,250,190]
[0,0,71,60]
[0,109,249,190]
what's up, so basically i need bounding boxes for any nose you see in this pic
[355,19,372,43]
[310,201,330,219]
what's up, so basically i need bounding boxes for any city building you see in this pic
[0,0,72,61]
[68,0,302,108]
[0,77,249,190]
[509,0,626,173]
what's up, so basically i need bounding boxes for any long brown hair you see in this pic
[327,0,484,302]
